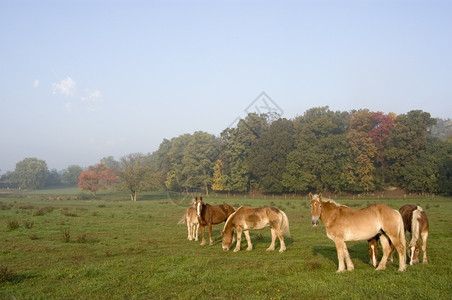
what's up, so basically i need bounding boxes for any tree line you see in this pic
[2,107,452,198]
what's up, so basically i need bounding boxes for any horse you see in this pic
[309,193,406,272]
[368,204,429,266]
[195,197,236,246]
[368,236,379,268]
[177,198,199,241]
[221,206,290,253]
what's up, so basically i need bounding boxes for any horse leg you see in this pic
[194,224,199,241]
[422,231,428,264]
[244,230,253,251]
[234,228,243,252]
[200,225,206,246]
[275,228,286,253]
[266,228,276,251]
[334,240,352,272]
[376,234,390,270]
[208,223,214,246]
[187,222,192,240]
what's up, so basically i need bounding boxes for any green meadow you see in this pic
[1,190,451,299]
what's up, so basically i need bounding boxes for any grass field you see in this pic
[1,189,451,299]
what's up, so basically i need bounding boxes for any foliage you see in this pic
[115,153,159,201]
[61,165,83,186]
[11,157,49,190]
[78,163,118,196]
[4,107,451,196]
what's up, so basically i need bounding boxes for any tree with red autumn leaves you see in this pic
[78,163,118,196]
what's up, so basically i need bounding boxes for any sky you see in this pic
[1,0,451,173]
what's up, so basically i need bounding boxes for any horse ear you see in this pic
[200,196,203,201]
[319,193,322,200]
[309,192,312,199]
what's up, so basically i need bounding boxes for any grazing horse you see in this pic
[221,206,290,253]
[368,236,379,268]
[310,193,406,272]
[195,197,236,246]
[368,204,429,266]
[177,198,199,241]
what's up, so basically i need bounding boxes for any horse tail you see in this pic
[177,214,186,225]
[410,206,422,247]
[280,210,291,238]
[396,210,406,250]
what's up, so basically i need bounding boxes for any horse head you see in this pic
[221,228,234,251]
[195,196,204,217]
[309,192,322,227]
[409,240,421,265]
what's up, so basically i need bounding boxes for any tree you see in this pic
[345,110,377,193]
[61,165,83,186]
[283,107,350,193]
[100,156,120,171]
[384,110,436,187]
[215,113,269,193]
[12,157,49,190]
[78,163,118,196]
[180,131,220,195]
[45,169,61,187]
[116,153,157,201]
[248,118,295,193]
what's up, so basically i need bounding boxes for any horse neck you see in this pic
[223,211,235,233]
[319,200,338,226]
[410,208,422,245]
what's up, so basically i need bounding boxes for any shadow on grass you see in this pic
[210,230,295,250]
[312,242,372,266]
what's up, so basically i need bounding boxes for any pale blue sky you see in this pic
[1,0,451,173]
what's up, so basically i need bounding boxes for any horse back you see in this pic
[399,204,419,233]
[202,203,235,225]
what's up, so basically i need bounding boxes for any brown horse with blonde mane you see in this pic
[195,197,236,246]
[310,193,406,272]
[221,206,290,253]
[368,204,429,266]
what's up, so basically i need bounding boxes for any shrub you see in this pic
[7,219,20,231]
[24,220,34,229]
[0,266,16,283]
[61,229,71,243]
[76,234,87,243]
[33,206,54,216]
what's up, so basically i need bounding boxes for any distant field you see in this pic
[1,190,451,299]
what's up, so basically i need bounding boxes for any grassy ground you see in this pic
[1,190,451,299]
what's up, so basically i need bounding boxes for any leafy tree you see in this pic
[345,110,377,192]
[78,163,118,196]
[100,156,120,171]
[284,107,349,193]
[248,118,295,193]
[164,134,192,192]
[180,131,220,195]
[116,153,157,201]
[61,165,83,186]
[12,157,49,190]
[384,110,436,187]
[45,169,62,187]
[215,113,268,193]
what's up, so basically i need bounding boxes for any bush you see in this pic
[0,266,16,283]
[23,220,34,229]
[7,219,20,231]
[61,228,71,243]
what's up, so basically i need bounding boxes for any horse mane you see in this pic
[223,206,244,230]
[318,195,342,207]
[410,206,422,247]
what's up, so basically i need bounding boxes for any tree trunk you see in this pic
[130,190,137,201]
